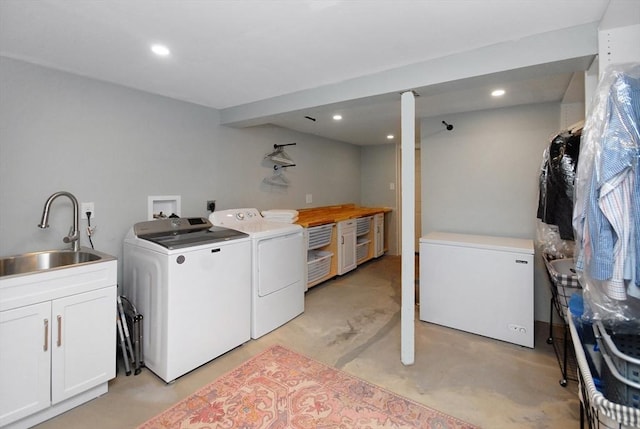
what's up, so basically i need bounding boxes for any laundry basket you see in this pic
[356,217,371,236]
[307,224,334,250]
[595,321,640,408]
[543,253,582,322]
[307,250,332,285]
[571,314,640,428]
[356,238,370,262]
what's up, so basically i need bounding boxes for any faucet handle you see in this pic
[63,226,79,243]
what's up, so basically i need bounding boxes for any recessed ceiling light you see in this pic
[387,134,395,140]
[332,114,342,121]
[491,89,505,97]
[151,44,171,56]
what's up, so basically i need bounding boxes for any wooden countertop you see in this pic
[295,204,392,227]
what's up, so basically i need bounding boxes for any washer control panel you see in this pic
[133,217,212,236]
[211,208,262,227]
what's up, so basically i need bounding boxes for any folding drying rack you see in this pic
[117,295,144,376]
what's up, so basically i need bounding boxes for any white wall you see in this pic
[0,57,362,280]
[420,102,562,322]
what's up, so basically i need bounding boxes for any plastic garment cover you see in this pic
[536,220,575,259]
[573,63,640,332]
[537,131,581,241]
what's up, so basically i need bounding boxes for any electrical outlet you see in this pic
[207,200,216,212]
[306,194,312,204]
[81,202,95,220]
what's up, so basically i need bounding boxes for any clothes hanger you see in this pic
[263,166,291,187]
[263,173,290,187]
[265,143,296,165]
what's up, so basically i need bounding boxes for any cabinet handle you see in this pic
[57,315,62,347]
[43,319,49,352]
[341,236,344,245]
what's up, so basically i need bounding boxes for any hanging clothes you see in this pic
[573,63,640,326]
[537,130,581,240]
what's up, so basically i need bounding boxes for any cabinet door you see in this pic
[0,302,51,427]
[339,226,357,274]
[374,215,384,257]
[51,287,116,403]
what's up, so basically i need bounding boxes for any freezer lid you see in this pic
[419,232,533,254]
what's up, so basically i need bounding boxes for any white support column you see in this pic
[400,91,415,365]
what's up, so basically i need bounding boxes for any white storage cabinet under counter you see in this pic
[373,213,385,258]
[337,220,357,275]
[419,232,534,348]
[0,253,117,429]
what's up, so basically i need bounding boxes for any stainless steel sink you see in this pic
[0,249,110,277]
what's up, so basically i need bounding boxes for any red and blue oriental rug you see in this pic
[138,344,477,429]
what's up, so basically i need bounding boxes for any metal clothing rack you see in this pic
[544,253,582,387]
[547,305,577,387]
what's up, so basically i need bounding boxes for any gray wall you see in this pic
[360,143,398,255]
[0,56,567,323]
[420,103,562,323]
[0,57,362,278]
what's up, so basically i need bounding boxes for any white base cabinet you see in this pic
[374,213,384,257]
[337,220,357,275]
[0,302,51,423]
[0,253,117,429]
[51,287,116,402]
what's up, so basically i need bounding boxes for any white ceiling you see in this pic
[0,0,612,145]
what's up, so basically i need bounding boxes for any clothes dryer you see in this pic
[210,208,304,339]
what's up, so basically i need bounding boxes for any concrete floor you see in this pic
[34,255,580,429]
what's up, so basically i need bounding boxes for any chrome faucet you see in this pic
[38,191,80,251]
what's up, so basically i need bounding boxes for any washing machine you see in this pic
[210,208,304,339]
[123,217,251,383]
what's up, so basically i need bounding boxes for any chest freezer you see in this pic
[419,232,534,348]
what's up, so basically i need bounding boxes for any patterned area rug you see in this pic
[138,345,477,429]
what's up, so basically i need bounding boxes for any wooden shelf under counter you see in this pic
[299,204,391,289]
